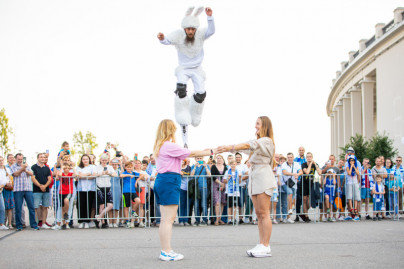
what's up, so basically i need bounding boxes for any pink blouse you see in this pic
[156,141,191,174]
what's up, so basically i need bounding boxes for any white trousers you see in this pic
[175,66,206,94]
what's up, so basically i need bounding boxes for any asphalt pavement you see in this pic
[1,219,403,269]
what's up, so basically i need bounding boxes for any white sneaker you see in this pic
[52,225,61,230]
[246,244,262,256]
[282,219,287,224]
[66,224,70,229]
[322,217,327,222]
[113,223,119,228]
[286,218,295,224]
[0,225,9,230]
[139,222,145,228]
[108,223,113,228]
[88,221,96,228]
[159,250,184,261]
[41,223,51,229]
[331,217,336,222]
[386,215,392,219]
[84,223,90,229]
[272,219,278,224]
[250,244,272,258]
[78,223,84,229]
[288,209,293,215]
[338,216,345,221]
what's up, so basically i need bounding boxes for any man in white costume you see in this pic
[157,6,215,148]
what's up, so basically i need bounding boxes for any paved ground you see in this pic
[1,219,403,269]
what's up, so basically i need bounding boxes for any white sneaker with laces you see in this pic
[84,223,90,229]
[41,223,51,229]
[286,218,295,224]
[159,250,184,261]
[108,223,113,228]
[246,244,262,256]
[250,244,272,258]
[88,221,96,228]
[338,216,345,221]
[78,223,84,229]
[52,225,61,230]
[113,223,119,228]
[0,225,9,230]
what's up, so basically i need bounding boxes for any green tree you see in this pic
[339,134,368,162]
[0,108,13,155]
[72,131,98,157]
[365,132,398,166]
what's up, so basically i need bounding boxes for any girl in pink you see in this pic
[153,119,216,261]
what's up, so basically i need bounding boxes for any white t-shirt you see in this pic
[281,162,301,188]
[236,164,249,187]
[0,168,11,186]
[371,183,384,200]
[135,170,149,188]
[94,165,116,188]
[223,169,240,197]
[76,166,96,191]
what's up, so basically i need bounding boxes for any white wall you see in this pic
[376,39,404,156]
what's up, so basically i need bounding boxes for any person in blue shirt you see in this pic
[190,157,211,226]
[120,162,141,228]
[391,156,403,214]
[293,147,306,222]
[323,169,337,221]
[387,171,401,219]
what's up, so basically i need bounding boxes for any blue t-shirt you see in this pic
[122,171,138,193]
[192,165,210,188]
[388,179,400,192]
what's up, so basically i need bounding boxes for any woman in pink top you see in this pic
[153,119,216,261]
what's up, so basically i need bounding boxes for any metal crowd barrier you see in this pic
[47,172,403,228]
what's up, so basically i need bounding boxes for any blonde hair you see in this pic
[153,119,177,158]
[253,116,276,167]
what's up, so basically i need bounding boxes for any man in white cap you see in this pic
[157,7,215,148]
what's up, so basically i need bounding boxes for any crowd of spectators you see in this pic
[0,142,403,231]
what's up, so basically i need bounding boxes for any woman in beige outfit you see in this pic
[218,116,276,258]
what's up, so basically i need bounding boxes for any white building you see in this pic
[327,7,404,157]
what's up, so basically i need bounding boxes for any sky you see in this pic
[0,0,403,165]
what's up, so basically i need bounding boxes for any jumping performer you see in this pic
[153,119,216,261]
[157,7,215,148]
[218,116,276,258]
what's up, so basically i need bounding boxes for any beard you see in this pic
[184,33,195,45]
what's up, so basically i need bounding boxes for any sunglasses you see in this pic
[396,160,402,162]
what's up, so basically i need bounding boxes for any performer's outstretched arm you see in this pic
[157,32,172,45]
[205,7,215,39]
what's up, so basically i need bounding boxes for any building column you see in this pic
[342,94,352,145]
[336,102,344,155]
[350,86,362,136]
[332,109,338,155]
[360,78,376,139]
[330,113,335,155]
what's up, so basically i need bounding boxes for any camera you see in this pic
[116,151,122,158]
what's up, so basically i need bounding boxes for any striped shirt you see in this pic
[10,163,33,192]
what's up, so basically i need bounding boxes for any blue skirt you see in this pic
[3,189,14,210]
[154,172,181,206]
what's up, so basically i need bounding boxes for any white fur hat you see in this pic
[181,6,204,29]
